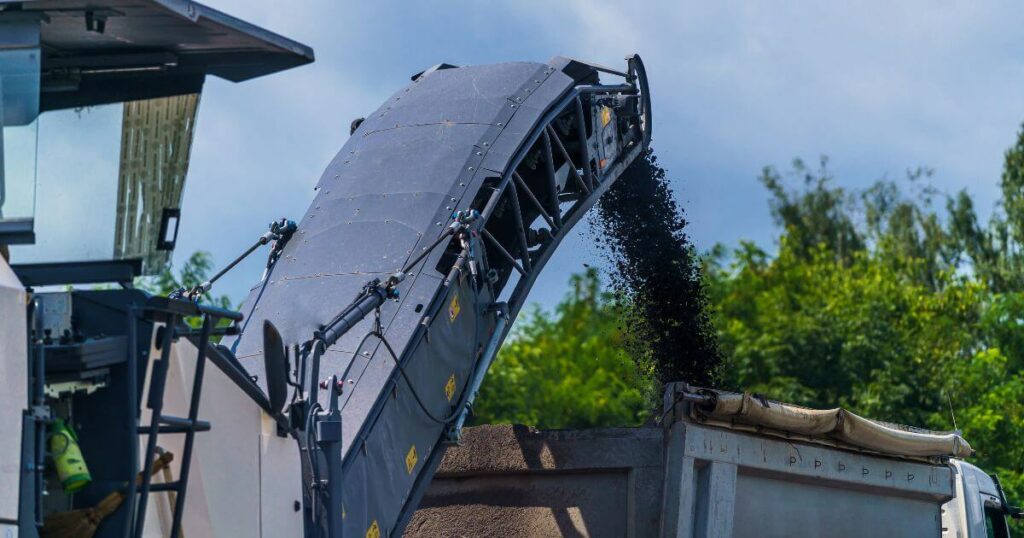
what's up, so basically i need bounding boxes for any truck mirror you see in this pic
[262,319,289,414]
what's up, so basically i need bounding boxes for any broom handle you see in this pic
[94,452,175,512]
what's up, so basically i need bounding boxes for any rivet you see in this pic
[436,222,442,226]
[468,167,474,171]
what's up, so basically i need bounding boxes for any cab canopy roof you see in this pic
[1,0,314,110]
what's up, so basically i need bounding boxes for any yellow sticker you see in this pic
[445,374,457,402]
[405,445,418,474]
[448,293,461,322]
[366,520,380,538]
[601,106,612,127]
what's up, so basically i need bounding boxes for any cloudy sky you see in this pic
[174,1,1024,309]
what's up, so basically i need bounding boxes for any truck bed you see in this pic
[406,420,955,537]
[662,419,955,538]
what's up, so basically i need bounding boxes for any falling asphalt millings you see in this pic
[594,149,723,387]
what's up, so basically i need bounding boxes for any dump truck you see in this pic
[406,384,1022,538]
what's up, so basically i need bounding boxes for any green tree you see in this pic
[137,250,232,310]
[136,250,234,331]
[472,268,653,429]
[706,151,1024,532]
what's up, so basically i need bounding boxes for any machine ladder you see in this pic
[128,297,242,538]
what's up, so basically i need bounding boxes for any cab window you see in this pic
[984,505,1009,538]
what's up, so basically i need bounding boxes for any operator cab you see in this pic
[0,2,311,537]
[0,0,312,284]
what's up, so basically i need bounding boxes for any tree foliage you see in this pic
[137,250,232,310]
[472,269,653,429]
[706,132,1024,530]
[136,250,234,330]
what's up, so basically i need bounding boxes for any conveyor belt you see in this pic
[227,54,651,537]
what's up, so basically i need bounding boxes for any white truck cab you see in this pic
[943,460,1020,538]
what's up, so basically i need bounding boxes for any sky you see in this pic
[172,1,1024,310]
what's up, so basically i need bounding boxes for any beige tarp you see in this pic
[696,390,973,458]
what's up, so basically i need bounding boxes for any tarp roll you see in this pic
[698,391,973,458]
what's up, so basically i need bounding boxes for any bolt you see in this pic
[319,378,345,393]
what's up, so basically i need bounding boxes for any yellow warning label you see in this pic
[405,445,418,474]
[366,520,380,538]
[601,106,612,127]
[448,293,461,322]
[445,374,457,402]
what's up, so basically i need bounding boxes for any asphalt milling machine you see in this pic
[0,1,652,536]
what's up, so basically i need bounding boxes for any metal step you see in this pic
[138,416,211,434]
